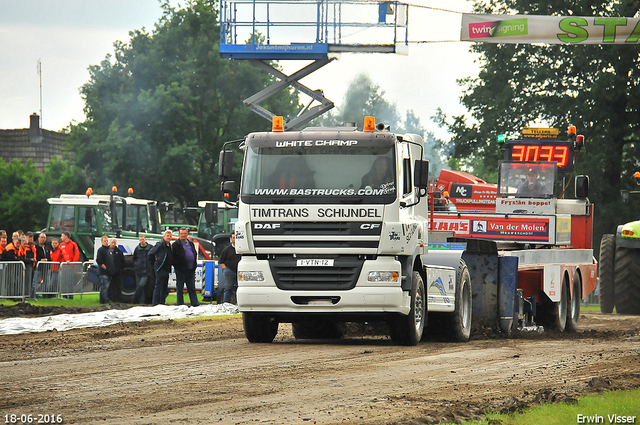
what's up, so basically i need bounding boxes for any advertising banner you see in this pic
[461,14,640,44]
[431,214,554,243]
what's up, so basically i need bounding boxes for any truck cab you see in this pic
[219,117,472,345]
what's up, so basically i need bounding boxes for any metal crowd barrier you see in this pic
[33,261,99,299]
[0,261,28,302]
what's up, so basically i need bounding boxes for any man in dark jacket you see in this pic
[96,236,125,304]
[218,231,241,304]
[171,228,200,307]
[149,230,173,306]
[132,235,152,304]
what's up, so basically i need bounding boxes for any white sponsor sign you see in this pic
[461,14,640,45]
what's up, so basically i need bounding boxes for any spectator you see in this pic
[108,238,125,303]
[49,238,63,296]
[2,232,20,261]
[59,231,80,263]
[59,231,80,297]
[95,235,112,304]
[133,235,152,304]
[171,227,200,307]
[35,232,52,298]
[19,237,36,297]
[25,232,38,260]
[0,230,7,258]
[149,230,173,306]
[218,231,241,304]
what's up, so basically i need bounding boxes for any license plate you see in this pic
[296,259,334,267]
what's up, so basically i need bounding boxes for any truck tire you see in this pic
[107,267,137,303]
[540,275,569,332]
[243,312,279,343]
[441,260,472,342]
[389,271,426,346]
[612,247,640,314]
[598,234,615,313]
[292,320,345,340]
[566,273,581,333]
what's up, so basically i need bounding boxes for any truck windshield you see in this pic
[97,205,117,233]
[242,145,396,204]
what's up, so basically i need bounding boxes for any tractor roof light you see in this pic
[111,186,118,193]
[127,187,134,196]
[634,171,640,186]
[272,116,284,132]
[567,125,577,142]
[85,187,93,197]
[497,134,507,143]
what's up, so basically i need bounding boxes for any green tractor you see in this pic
[598,171,640,314]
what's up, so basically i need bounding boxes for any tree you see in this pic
[66,0,300,207]
[437,0,640,249]
[315,74,446,173]
[0,158,85,233]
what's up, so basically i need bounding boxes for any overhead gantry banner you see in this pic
[461,14,640,44]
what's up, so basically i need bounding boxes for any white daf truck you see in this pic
[219,117,472,345]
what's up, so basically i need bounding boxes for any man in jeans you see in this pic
[171,228,200,307]
[218,231,241,304]
[95,235,112,304]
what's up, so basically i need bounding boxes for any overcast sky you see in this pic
[0,0,478,140]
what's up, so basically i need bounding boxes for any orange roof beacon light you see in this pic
[575,134,585,150]
[363,116,375,133]
[272,116,284,132]
[111,186,118,193]
[634,171,640,186]
[85,187,93,197]
[127,187,134,196]
[567,125,576,135]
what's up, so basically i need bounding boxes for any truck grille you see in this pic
[269,256,363,290]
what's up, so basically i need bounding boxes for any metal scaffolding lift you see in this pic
[219,0,409,130]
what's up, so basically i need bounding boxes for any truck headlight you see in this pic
[239,271,265,282]
[367,271,399,282]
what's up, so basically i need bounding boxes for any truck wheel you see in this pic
[243,312,279,343]
[541,275,568,332]
[107,267,137,303]
[566,273,581,333]
[292,320,345,340]
[442,260,472,342]
[613,247,640,314]
[598,234,615,313]
[389,271,426,346]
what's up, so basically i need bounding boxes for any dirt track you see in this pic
[1,311,639,424]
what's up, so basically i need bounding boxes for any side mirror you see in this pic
[204,202,218,224]
[575,175,589,199]
[221,181,236,202]
[414,159,429,189]
[218,150,234,179]
[621,190,630,205]
[149,204,159,233]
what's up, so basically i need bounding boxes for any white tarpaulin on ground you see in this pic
[461,14,640,44]
[0,303,240,335]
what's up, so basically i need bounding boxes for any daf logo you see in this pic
[360,223,381,230]
[254,223,281,229]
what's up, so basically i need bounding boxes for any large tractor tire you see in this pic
[612,247,640,315]
[540,274,569,332]
[292,320,345,340]
[598,234,616,313]
[108,262,137,304]
[243,312,279,343]
[440,260,472,342]
[565,273,581,333]
[389,271,426,346]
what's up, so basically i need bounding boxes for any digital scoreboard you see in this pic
[504,128,576,171]
[505,141,575,170]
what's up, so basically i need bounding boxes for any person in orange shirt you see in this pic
[0,230,7,257]
[58,232,80,297]
[2,232,20,261]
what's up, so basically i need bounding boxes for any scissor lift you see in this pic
[219,0,409,130]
